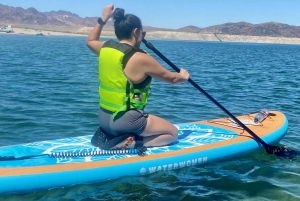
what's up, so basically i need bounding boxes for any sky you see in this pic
[0,0,299,29]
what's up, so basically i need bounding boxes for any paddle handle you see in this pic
[142,39,270,150]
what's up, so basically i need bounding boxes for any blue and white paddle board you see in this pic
[0,111,288,194]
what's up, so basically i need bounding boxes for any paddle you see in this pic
[142,38,299,159]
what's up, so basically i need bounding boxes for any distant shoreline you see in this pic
[0,27,88,37]
[1,27,300,45]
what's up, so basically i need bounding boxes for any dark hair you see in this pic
[112,8,142,40]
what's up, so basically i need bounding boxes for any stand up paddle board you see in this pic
[0,111,288,194]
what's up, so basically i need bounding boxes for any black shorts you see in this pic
[98,107,149,136]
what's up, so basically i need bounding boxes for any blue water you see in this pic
[0,34,300,200]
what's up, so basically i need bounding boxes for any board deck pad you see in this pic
[0,123,239,167]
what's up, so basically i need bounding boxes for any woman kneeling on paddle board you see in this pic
[86,4,189,148]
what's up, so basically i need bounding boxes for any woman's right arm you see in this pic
[131,52,190,84]
[86,4,115,56]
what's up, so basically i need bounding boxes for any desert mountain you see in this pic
[1,3,299,38]
[0,4,66,26]
[176,26,202,33]
[196,21,300,38]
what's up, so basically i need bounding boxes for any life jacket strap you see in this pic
[112,97,147,119]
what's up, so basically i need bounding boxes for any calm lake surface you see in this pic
[0,34,300,201]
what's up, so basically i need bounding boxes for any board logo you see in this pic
[140,157,208,175]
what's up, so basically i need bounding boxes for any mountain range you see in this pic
[180,22,300,38]
[1,3,300,38]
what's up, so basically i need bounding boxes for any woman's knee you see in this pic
[142,114,177,137]
[171,125,178,139]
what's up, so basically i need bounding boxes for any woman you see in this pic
[86,4,190,148]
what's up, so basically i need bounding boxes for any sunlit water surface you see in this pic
[0,35,300,201]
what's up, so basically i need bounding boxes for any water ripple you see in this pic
[0,35,300,200]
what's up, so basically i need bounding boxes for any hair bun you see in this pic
[113,8,125,22]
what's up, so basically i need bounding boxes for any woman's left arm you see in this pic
[86,4,115,56]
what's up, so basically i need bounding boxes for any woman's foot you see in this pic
[111,136,136,149]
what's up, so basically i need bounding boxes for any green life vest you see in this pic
[99,40,152,118]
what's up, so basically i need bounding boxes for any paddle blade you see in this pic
[266,145,300,159]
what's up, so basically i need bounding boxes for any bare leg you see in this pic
[140,114,178,147]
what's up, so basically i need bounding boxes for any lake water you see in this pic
[0,34,300,200]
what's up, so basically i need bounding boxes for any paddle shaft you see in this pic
[142,39,270,150]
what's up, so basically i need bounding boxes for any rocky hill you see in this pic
[43,10,115,27]
[0,3,167,31]
[176,26,202,33]
[1,3,299,38]
[195,21,300,38]
[0,4,66,26]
